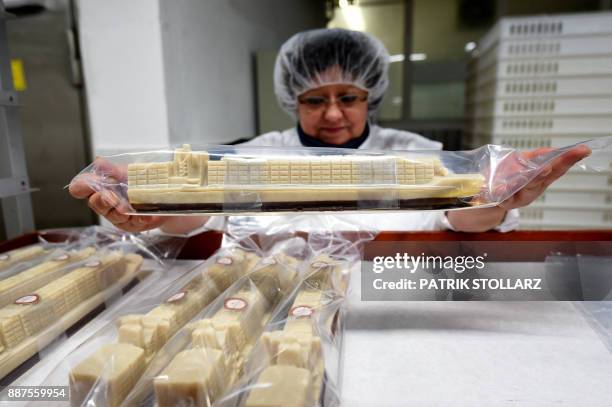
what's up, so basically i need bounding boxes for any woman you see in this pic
[70,28,590,234]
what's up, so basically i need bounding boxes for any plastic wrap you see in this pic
[0,229,100,281]
[0,244,49,275]
[139,236,306,407]
[215,233,362,407]
[69,137,611,215]
[43,225,189,263]
[28,235,263,407]
[24,219,374,407]
[0,226,180,381]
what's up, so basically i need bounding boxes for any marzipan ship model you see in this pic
[127,145,484,213]
[0,251,143,380]
[245,255,345,407]
[69,248,261,407]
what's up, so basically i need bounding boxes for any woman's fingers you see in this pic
[500,145,591,209]
[520,147,556,161]
[87,192,113,216]
[98,206,165,232]
[71,159,127,199]
[69,174,101,199]
[106,208,130,225]
[92,157,128,182]
[136,216,166,229]
[531,164,552,183]
[117,216,166,232]
[87,190,121,216]
[509,145,589,192]
[542,145,591,188]
[113,221,145,233]
[71,158,166,233]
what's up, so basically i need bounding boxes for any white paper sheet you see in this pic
[342,263,612,406]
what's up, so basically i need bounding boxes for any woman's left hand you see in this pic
[447,144,591,232]
[498,144,591,210]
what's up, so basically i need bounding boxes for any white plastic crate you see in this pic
[473,116,612,136]
[489,137,611,165]
[491,133,612,151]
[468,97,612,118]
[537,188,612,206]
[539,170,611,189]
[468,11,612,231]
[477,36,612,70]
[518,219,612,230]
[467,132,492,150]
[471,57,612,87]
[468,131,612,168]
[478,12,612,55]
[466,77,612,104]
[473,133,612,183]
[519,205,612,226]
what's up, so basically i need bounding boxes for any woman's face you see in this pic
[297,84,369,145]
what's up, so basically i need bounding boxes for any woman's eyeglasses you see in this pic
[298,94,367,111]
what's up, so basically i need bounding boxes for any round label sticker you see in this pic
[53,253,70,262]
[166,291,187,303]
[311,261,329,269]
[262,257,277,266]
[217,257,233,265]
[224,297,248,311]
[0,254,9,261]
[15,294,40,305]
[291,305,314,317]
[85,260,102,268]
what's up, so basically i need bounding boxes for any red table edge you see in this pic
[2,230,611,260]
[372,230,612,241]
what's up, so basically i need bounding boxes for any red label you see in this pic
[52,253,70,261]
[224,297,248,311]
[217,257,233,265]
[261,257,277,266]
[15,294,40,305]
[311,261,329,268]
[290,305,314,317]
[166,291,187,303]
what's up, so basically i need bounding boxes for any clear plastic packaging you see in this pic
[25,221,374,407]
[215,234,363,407]
[30,235,264,407]
[0,244,49,275]
[135,236,307,407]
[69,137,611,215]
[0,226,178,381]
[0,229,97,281]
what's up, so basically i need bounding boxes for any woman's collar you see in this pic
[297,123,370,149]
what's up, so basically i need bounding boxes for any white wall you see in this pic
[159,0,326,145]
[78,0,170,155]
[78,0,325,153]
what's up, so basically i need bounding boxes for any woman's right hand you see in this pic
[69,158,167,233]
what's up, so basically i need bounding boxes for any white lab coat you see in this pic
[203,125,519,233]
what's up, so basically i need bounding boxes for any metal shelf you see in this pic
[0,3,34,238]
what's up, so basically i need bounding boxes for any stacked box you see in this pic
[467,12,612,229]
